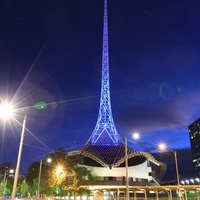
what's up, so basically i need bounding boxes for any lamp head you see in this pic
[133,132,140,140]
[158,143,167,151]
[0,103,14,120]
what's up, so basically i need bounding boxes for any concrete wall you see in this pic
[85,160,152,181]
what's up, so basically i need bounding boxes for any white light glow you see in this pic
[133,132,140,140]
[56,166,63,175]
[158,143,166,150]
[0,103,14,119]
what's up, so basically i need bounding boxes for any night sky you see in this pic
[0,0,200,181]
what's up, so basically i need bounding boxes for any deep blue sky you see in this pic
[0,0,200,181]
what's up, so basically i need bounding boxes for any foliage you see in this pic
[24,147,94,196]
[20,180,30,196]
[26,162,40,184]
[0,162,14,196]
[0,163,14,174]
[0,180,6,195]
[5,177,13,195]
[0,148,94,196]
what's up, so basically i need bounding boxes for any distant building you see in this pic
[188,118,200,175]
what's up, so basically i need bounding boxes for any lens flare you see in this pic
[34,101,47,109]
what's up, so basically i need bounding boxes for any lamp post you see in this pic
[159,143,180,185]
[124,132,139,200]
[124,133,129,200]
[0,103,26,200]
[158,143,181,199]
[37,158,52,199]
[11,114,27,200]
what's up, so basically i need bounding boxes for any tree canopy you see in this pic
[25,148,94,196]
[0,148,94,197]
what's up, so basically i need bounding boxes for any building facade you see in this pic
[188,118,200,175]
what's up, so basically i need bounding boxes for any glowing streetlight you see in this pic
[190,179,194,185]
[196,178,200,183]
[0,103,27,200]
[37,158,52,199]
[132,132,140,140]
[0,103,14,119]
[181,181,185,185]
[158,143,180,186]
[124,132,140,200]
[185,180,189,184]
[56,166,63,175]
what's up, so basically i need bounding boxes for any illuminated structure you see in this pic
[68,0,166,197]
[188,118,200,176]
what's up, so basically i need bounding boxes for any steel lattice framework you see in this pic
[68,0,167,182]
[87,0,122,146]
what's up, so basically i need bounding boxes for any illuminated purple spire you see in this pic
[87,0,122,146]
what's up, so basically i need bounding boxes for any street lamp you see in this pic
[0,103,27,200]
[11,114,27,200]
[181,181,185,185]
[0,103,14,119]
[124,133,129,200]
[158,143,182,200]
[56,165,63,175]
[185,180,189,185]
[132,132,140,140]
[124,132,140,200]
[37,158,52,199]
[158,143,180,186]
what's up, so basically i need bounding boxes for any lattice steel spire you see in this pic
[87,0,122,146]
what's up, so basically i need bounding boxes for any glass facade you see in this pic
[188,118,200,175]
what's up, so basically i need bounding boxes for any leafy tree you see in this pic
[0,179,5,195]
[20,180,30,196]
[45,152,94,196]
[25,162,40,195]
[0,162,14,175]
[0,177,13,196]
[0,162,14,196]
[26,162,40,184]
[25,148,94,196]
[5,177,13,195]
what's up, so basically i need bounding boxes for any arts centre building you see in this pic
[68,0,166,199]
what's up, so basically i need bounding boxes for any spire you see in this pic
[87,0,122,146]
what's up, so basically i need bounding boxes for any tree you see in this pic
[25,162,40,195]
[25,148,94,196]
[20,180,30,196]
[46,153,94,196]
[0,162,14,196]
[0,179,5,195]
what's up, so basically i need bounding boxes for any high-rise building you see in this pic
[188,118,200,175]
